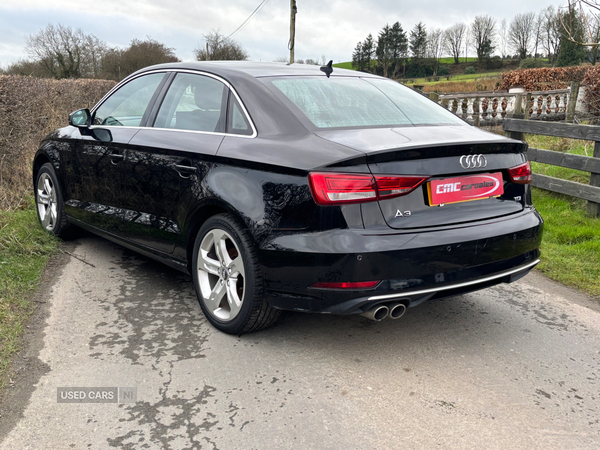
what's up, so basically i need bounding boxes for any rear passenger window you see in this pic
[227,95,252,136]
[154,73,226,133]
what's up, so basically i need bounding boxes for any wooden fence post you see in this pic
[509,94,525,140]
[566,81,580,123]
[588,140,600,217]
[513,93,524,119]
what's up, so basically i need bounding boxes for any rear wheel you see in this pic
[192,214,280,334]
[35,163,71,237]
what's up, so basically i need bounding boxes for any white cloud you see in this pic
[0,0,561,66]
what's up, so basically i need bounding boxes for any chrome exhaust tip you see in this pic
[388,302,407,319]
[360,305,389,321]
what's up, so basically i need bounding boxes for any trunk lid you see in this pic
[315,125,529,230]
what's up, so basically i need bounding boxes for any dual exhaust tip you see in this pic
[360,302,407,321]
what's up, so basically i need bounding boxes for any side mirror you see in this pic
[69,108,91,128]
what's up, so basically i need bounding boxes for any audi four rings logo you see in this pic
[460,154,488,169]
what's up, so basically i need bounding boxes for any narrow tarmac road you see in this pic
[1,234,599,449]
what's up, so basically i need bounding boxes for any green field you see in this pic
[406,72,502,85]
[332,60,503,89]
[438,57,479,64]
[334,57,480,71]
[333,61,354,70]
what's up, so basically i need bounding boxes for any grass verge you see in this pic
[0,199,59,389]
[522,134,600,297]
[532,188,600,297]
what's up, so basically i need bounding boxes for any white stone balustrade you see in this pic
[435,87,586,125]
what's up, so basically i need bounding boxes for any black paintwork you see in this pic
[33,61,543,315]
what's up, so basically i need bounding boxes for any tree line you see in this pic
[352,4,597,78]
[2,25,249,81]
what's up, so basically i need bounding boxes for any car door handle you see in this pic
[109,152,124,164]
[175,164,197,174]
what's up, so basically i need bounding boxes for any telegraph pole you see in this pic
[289,0,297,64]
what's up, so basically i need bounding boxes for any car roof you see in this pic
[135,61,375,79]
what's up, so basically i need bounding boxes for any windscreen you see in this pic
[270,77,465,129]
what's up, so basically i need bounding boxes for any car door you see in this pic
[123,71,229,256]
[64,72,168,232]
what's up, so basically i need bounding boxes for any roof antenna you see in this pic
[320,60,333,78]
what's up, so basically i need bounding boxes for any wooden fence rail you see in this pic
[503,118,600,217]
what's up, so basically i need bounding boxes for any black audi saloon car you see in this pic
[33,61,543,334]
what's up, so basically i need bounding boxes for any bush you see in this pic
[437,66,450,76]
[582,65,600,115]
[498,66,588,91]
[483,56,503,70]
[465,66,476,74]
[0,76,116,210]
[518,58,545,69]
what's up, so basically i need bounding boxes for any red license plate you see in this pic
[428,172,504,206]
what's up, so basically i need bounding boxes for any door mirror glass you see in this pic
[69,108,91,128]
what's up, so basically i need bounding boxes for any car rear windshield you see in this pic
[268,77,464,129]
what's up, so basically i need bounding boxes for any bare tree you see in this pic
[427,28,444,74]
[471,15,496,63]
[83,34,107,78]
[99,38,179,81]
[558,1,597,46]
[541,5,561,62]
[508,12,536,59]
[587,12,600,62]
[3,59,48,77]
[25,24,106,79]
[443,23,467,64]
[194,31,249,61]
[532,12,545,58]
[499,19,508,58]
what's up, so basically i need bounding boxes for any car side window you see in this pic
[93,73,165,127]
[153,73,227,133]
[227,95,252,136]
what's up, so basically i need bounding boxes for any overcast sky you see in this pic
[0,0,564,68]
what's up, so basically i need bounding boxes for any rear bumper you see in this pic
[258,208,543,314]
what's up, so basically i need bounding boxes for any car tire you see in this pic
[192,214,281,334]
[35,163,71,238]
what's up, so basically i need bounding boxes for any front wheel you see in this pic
[35,163,71,237]
[192,214,280,334]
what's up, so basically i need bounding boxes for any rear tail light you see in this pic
[508,161,532,184]
[309,172,428,205]
[375,176,428,199]
[310,281,380,290]
[309,173,376,204]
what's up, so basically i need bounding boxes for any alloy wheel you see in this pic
[37,172,58,231]
[197,228,246,321]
